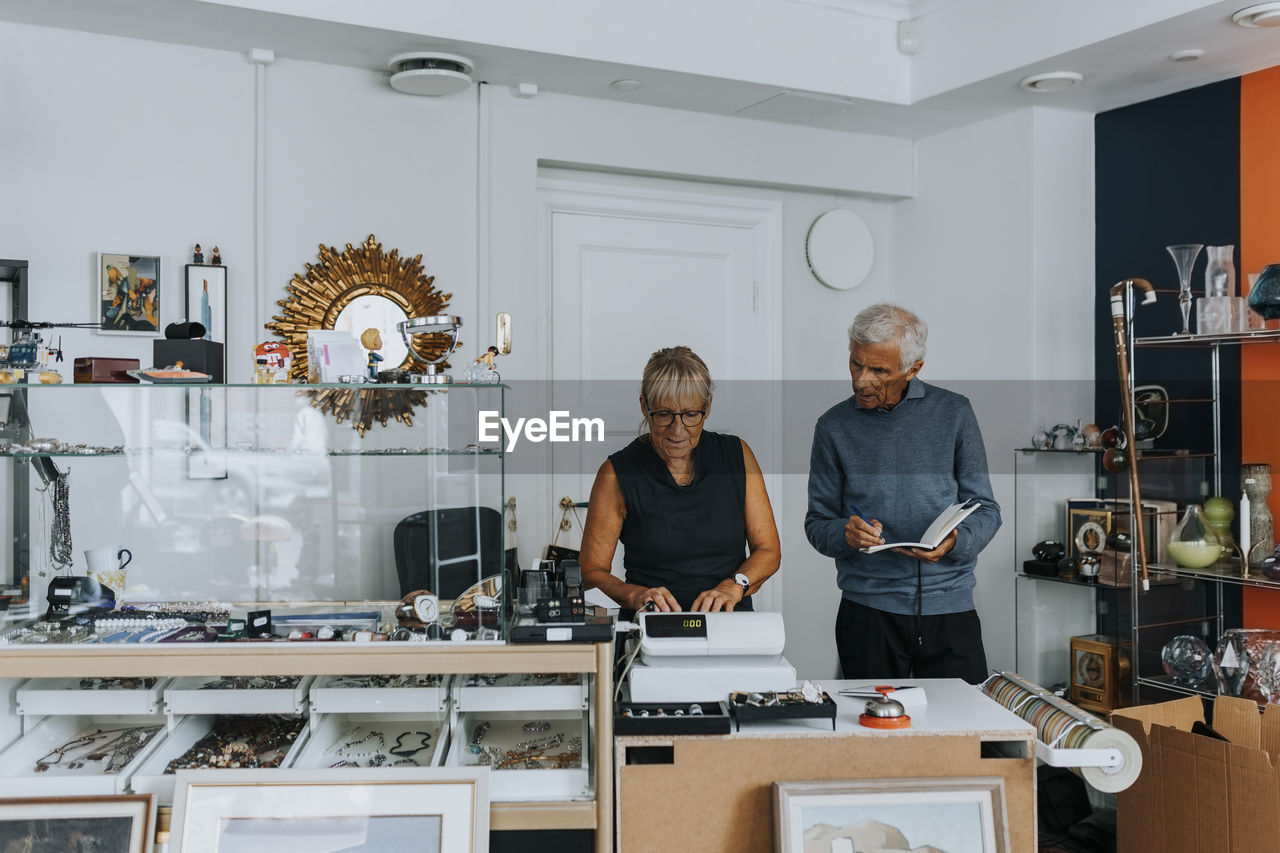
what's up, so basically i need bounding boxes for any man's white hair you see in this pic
[847,303,927,370]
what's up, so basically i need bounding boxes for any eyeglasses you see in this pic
[648,409,706,428]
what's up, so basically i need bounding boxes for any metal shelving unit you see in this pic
[1126,298,1280,703]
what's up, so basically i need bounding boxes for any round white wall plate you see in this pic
[805,208,873,290]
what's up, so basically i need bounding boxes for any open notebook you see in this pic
[861,499,982,553]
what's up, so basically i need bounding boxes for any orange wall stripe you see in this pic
[1240,67,1280,627]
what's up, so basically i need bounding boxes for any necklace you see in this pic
[389,731,433,758]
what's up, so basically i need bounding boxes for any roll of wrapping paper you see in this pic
[981,672,1142,793]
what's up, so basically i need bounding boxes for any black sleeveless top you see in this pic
[609,430,752,611]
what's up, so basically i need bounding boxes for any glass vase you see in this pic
[1205,245,1236,297]
[1167,504,1224,569]
[1248,264,1280,321]
[1167,243,1203,335]
[1242,463,1275,570]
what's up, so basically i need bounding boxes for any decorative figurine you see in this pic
[253,341,292,384]
[360,328,385,380]
[193,244,204,264]
[462,346,501,384]
[210,246,222,266]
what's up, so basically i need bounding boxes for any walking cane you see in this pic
[1109,278,1156,590]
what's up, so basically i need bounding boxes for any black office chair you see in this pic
[393,506,510,600]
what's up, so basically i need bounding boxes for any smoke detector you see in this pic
[388,52,474,96]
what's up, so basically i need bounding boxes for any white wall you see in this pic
[892,106,1096,676]
[0,20,1097,681]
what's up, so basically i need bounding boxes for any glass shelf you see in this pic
[1016,572,1119,590]
[0,447,503,459]
[1135,674,1217,700]
[1148,562,1280,590]
[0,381,510,391]
[1135,328,1280,347]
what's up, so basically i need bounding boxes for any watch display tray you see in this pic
[308,674,451,715]
[130,714,309,805]
[18,677,172,716]
[446,711,591,802]
[164,675,314,716]
[294,712,448,769]
[0,713,169,797]
[452,673,588,713]
[728,690,838,731]
[615,701,731,735]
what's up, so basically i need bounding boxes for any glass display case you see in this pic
[0,381,613,849]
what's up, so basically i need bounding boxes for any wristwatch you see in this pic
[733,572,750,595]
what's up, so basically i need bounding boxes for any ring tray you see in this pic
[615,701,730,735]
[728,690,838,731]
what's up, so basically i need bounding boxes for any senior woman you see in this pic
[580,346,781,614]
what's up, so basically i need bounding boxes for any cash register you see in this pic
[627,610,796,702]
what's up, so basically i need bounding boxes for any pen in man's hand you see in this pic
[849,503,872,525]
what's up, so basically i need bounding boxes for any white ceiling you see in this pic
[1,0,1278,138]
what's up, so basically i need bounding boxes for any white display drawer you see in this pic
[294,712,448,769]
[446,710,591,802]
[18,677,172,716]
[309,674,451,715]
[164,675,313,716]
[452,673,589,713]
[0,713,168,797]
[130,714,309,805]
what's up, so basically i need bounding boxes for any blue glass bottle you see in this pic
[1247,263,1280,320]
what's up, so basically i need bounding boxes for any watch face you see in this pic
[413,594,439,624]
[1075,649,1107,689]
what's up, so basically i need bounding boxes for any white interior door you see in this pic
[541,181,781,609]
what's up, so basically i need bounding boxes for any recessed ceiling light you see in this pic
[1169,49,1205,62]
[610,79,643,91]
[1234,2,1280,27]
[1019,71,1084,93]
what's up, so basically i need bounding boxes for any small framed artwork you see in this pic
[774,777,1009,853]
[171,767,489,853]
[185,264,227,343]
[99,253,160,335]
[0,794,156,853]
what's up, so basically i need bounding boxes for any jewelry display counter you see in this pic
[614,679,1036,852]
[0,381,614,850]
[0,642,615,847]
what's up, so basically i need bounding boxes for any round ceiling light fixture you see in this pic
[1168,48,1206,62]
[1019,71,1084,93]
[388,51,474,96]
[610,79,643,91]
[1233,2,1280,27]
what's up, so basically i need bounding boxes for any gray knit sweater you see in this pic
[804,378,1001,616]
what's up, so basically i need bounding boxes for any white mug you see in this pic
[85,546,132,593]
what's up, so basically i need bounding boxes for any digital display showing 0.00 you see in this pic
[644,614,707,638]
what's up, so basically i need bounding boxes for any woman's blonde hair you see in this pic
[640,346,714,416]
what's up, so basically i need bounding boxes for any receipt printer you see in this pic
[629,611,795,703]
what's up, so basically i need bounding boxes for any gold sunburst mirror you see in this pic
[266,235,459,435]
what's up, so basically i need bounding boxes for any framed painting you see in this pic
[774,777,1009,853]
[171,767,489,853]
[0,794,155,853]
[99,253,160,335]
[185,263,227,343]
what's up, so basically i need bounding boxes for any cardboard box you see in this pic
[1112,695,1280,853]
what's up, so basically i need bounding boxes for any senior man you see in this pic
[804,303,1001,684]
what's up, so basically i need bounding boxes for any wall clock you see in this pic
[805,208,874,290]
